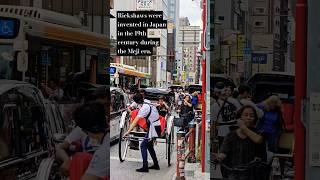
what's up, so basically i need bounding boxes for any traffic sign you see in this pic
[252,53,267,64]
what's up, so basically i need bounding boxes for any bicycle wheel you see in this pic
[118,120,129,162]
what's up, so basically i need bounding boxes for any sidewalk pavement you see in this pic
[172,162,210,180]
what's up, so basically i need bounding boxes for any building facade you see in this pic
[110,0,168,88]
[167,0,179,85]
[178,19,201,85]
[249,0,289,73]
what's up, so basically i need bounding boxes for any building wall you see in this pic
[215,0,232,29]
[167,0,179,84]
[110,0,168,87]
[178,22,200,85]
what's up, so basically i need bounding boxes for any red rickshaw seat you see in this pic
[69,152,108,180]
[282,103,294,131]
[130,109,166,135]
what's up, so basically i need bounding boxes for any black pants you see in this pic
[140,127,161,167]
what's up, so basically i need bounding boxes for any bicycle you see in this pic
[212,157,270,180]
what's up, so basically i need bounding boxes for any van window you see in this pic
[0,104,19,161]
[17,87,47,153]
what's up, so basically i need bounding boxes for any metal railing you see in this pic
[176,120,200,180]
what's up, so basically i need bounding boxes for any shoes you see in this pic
[148,164,160,170]
[136,167,149,173]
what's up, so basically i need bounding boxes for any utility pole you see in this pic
[294,0,307,180]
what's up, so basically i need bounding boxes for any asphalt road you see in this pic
[110,137,177,180]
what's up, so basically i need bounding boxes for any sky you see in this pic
[180,0,202,27]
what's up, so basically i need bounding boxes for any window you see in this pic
[218,16,224,21]
[110,90,124,113]
[0,103,19,161]
[254,7,265,14]
[254,21,265,28]
[0,45,14,80]
[16,87,47,153]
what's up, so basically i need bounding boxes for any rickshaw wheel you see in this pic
[36,158,64,180]
[167,126,174,166]
[119,119,129,162]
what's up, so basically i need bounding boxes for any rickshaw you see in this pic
[118,88,175,166]
[247,72,295,179]
[0,80,65,179]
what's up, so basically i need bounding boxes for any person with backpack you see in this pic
[124,93,161,173]
[211,82,241,146]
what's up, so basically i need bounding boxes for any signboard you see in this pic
[109,67,117,74]
[237,35,245,57]
[167,22,174,33]
[147,29,161,38]
[309,93,320,166]
[136,0,154,10]
[0,19,18,39]
[252,53,267,64]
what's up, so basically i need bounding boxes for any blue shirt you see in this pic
[257,104,281,134]
[191,95,198,106]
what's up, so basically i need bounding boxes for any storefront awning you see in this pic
[25,19,109,49]
[121,69,145,78]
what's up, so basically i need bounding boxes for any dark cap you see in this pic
[214,82,226,93]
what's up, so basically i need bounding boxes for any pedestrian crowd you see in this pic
[211,82,286,179]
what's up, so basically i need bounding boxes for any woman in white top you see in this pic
[124,93,161,173]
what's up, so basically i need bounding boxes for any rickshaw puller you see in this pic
[124,93,161,173]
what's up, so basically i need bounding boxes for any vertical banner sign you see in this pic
[117,11,167,56]
[309,93,320,166]
[237,34,245,58]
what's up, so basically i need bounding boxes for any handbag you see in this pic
[174,113,193,127]
[173,117,185,127]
